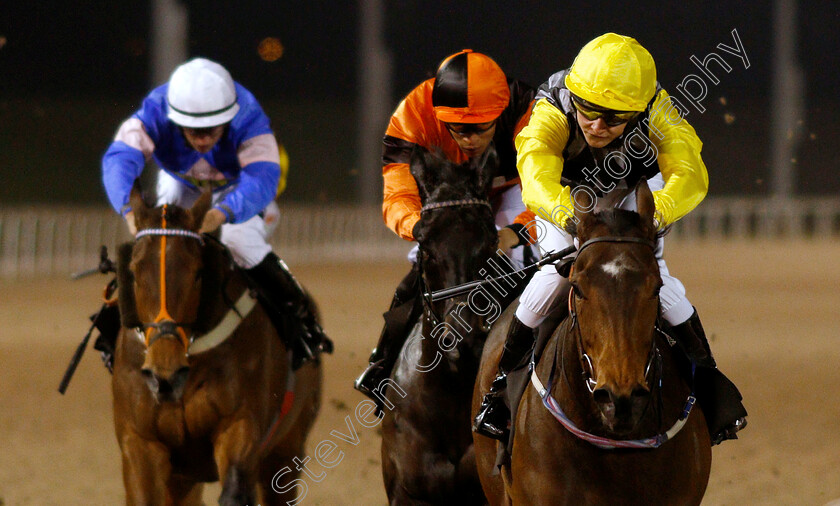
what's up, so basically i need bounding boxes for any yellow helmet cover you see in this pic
[565,33,657,112]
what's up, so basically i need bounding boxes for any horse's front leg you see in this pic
[214,417,261,506]
[118,430,172,506]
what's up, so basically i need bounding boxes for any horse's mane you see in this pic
[564,207,669,240]
[117,241,140,328]
[195,236,233,334]
[411,146,496,205]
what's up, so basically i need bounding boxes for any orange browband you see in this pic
[144,204,190,350]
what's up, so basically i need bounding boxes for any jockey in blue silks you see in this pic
[101,57,331,368]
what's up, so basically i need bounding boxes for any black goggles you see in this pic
[445,121,496,137]
[571,95,639,127]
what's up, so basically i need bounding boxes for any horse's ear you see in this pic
[409,145,439,199]
[571,187,597,239]
[189,190,213,231]
[635,179,656,233]
[129,180,154,229]
[573,187,595,224]
[473,145,497,194]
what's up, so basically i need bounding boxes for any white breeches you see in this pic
[156,171,272,269]
[516,174,694,328]
[407,184,539,270]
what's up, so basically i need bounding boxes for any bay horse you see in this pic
[380,147,523,504]
[111,187,322,505]
[472,182,711,505]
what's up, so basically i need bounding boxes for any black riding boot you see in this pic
[92,303,121,373]
[671,309,748,445]
[354,265,421,402]
[473,316,536,441]
[246,253,333,369]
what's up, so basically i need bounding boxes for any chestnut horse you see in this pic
[473,182,711,505]
[112,188,322,505]
[380,147,523,504]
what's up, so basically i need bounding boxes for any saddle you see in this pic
[495,309,567,469]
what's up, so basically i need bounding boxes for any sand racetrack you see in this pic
[1,240,839,505]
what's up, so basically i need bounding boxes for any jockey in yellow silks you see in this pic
[473,33,747,446]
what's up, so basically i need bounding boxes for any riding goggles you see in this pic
[571,94,639,127]
[445,120,496,137]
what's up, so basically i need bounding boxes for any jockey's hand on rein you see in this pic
[199,208,227,234]
[125,211,137,236]
[498,227,520,252]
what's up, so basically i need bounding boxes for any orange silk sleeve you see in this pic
[382,162,421,241]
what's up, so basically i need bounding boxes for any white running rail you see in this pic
[1,198,839,278]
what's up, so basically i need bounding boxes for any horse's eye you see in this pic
[652,282,663,298]
[571,282,585,299]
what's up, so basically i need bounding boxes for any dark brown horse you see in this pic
[380,147,522,504]
[111,188,322,505]
[473,182,711,505]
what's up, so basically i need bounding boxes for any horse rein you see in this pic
[133,205,205,350]
[528,234,698,449]
[567,291,660,395]
[417,197,494,326]
[566,234,659,392]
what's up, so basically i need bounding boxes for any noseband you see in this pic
[569,291,659,395]
[569,235,659,393]
[530,234,699,449]
[133,205,205,350]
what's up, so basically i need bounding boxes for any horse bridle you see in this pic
[417,197,494,327]
[566,235,659,394]
[531,234,700,449]
[420,198,492,214]
[132,205,205,350]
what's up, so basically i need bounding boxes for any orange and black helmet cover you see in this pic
[432,49,510,124]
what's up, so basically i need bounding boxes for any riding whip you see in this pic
[428,244,577,302]
[59,246,116,394]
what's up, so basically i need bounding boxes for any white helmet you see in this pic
[166,58,240,128]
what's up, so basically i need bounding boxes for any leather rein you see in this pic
[570,236,659,394]
[130,206,256,355]
[417,197,493,327]
[530,234,698,449]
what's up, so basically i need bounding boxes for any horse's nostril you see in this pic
[631,386,650,398]
[157,379,173,395]
[593,388,611,405]
[172,367,190,389]
[141,368,159,392]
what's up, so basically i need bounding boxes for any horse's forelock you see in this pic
[162,205,191,229]
[576,207,654,243]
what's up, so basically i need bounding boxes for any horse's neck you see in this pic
[417,309,483,381]
[196,259,248,333]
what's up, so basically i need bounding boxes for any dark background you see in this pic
[1,1,838,205]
